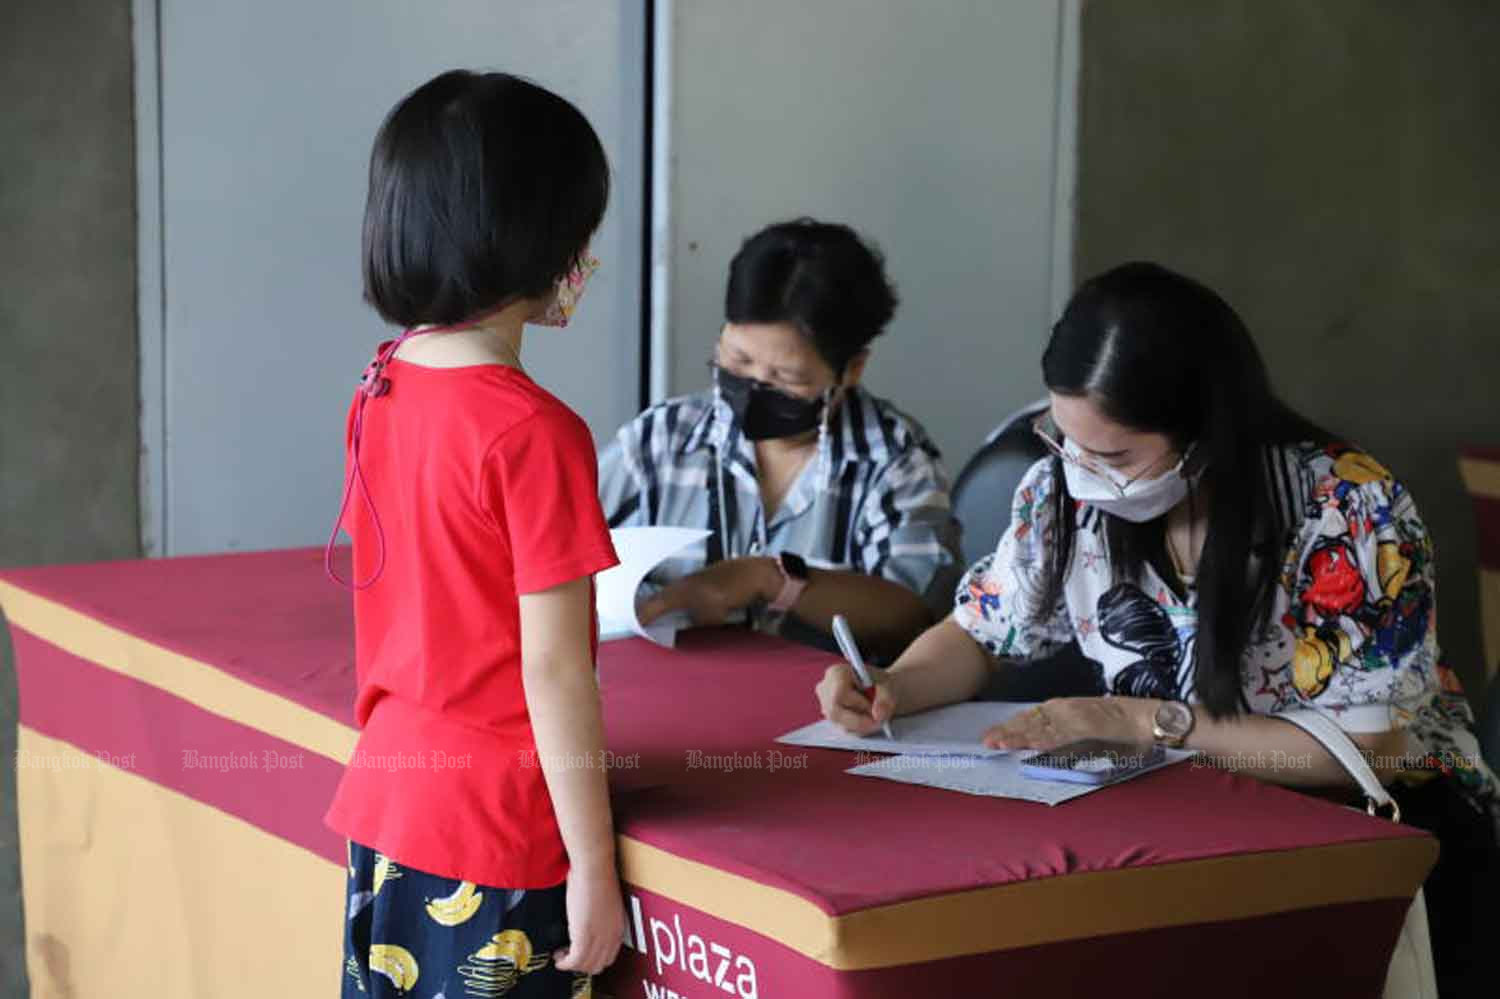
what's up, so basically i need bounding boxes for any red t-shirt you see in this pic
[324,350,619,889]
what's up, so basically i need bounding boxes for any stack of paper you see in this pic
[778,700,1193,804]
[845,746,1194,805]
[597,527,709,647]
[777,701,1032,757]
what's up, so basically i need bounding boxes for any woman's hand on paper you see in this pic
[637,557,779,627]
[982,696,1156,751]
[817,662,899,736]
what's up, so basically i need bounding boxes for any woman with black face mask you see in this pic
[598,218,962,661]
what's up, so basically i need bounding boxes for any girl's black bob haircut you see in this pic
[361,70,609,328]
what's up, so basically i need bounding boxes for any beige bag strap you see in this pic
[1273,708,1400,822]
[1274,710,1437,998]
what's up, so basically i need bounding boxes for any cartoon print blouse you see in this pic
[955,443,1500,827]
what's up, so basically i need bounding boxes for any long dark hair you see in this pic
[1038,262,1332,717]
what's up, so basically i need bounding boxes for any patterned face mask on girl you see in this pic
[531,252,600,327]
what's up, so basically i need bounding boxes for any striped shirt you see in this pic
[597,386,963,636]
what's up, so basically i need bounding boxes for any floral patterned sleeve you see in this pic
[1281,449,1450,732]
[954,458,1073,660]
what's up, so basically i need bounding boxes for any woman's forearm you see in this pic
[1124,697,1409,789]
[788,566,934,661]
[882,615,994,715]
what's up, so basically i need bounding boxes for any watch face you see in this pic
[1155,700,1193,737]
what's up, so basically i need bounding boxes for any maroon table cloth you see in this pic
[0,547,1436,999]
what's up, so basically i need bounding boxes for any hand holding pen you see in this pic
[831,614,896,740]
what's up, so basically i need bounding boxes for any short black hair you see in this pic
[724,218,899,373]
[362,70,609,327]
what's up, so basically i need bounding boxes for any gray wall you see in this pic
[1,1,140,567]
[662,0,1068,471]
[0,0,139,989]
[1074,0,1500,701]
[152,0,646,557]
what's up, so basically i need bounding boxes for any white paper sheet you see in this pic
[846,747,1196,805]
[776,701,1040,758]
[597,527,710,647]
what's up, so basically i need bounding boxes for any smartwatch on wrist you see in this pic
[768,552,810,613]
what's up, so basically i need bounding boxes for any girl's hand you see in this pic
[553,861,625,975]
[816,662,898,736]
[983,696,1156,751]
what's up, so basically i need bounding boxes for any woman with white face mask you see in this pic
[816,261,1499,997]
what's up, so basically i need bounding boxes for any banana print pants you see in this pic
[342,840,591,999]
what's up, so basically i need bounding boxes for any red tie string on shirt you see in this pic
[324,305,514,590]
[324,328,420,590]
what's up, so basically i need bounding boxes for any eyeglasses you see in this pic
[1030,413,1181,500]
[708,358,828,401]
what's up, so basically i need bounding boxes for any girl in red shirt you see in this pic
[324,70,623,998]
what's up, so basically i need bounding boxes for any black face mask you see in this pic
[714,366,827,441]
